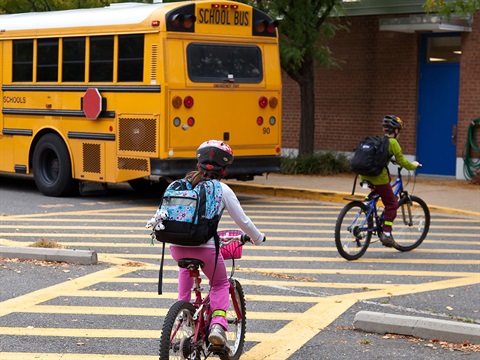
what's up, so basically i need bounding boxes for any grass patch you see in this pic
[281,151,351,175]
[28,238,65,249]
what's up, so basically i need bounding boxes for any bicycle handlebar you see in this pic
[218,232,266,246]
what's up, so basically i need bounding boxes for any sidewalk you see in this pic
[225,173,480,216]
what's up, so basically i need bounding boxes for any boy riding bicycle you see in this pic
[360,115,421,247]
[168,140,265,346]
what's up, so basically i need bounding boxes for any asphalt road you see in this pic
[0,174,479,359]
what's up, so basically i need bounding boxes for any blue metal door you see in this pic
[417,34,461,176]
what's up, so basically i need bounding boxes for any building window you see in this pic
[118,34,144,82]
[12,40,33,82]
[89,36,114,82]
[37,38,59,82]
[63,37,85,82]
[427,36,461,63]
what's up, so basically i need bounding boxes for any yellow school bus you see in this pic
[0,1,282,196]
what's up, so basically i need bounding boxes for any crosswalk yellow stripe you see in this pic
[98,253,480,265]
[0,327,271,340]
[18,305,301,320]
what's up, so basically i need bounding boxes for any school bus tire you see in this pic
[32,134,78,197]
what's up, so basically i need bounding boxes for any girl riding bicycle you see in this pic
[168,140,266,347]
[360,115,421,247]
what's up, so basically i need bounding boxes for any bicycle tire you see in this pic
[393,195,430,252]
[219,279,246,360]
[335,201,373,260]
[159,300,197,360]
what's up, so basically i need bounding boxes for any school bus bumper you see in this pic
[150,156,281,180]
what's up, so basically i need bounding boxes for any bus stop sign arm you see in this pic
[82,88,103,120]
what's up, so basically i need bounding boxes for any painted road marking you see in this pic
[1,199,478,359]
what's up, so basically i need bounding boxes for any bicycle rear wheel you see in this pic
[393,195,430,252]
[335,201,373,260]
[220,279,246,360]
[159,300,197,360]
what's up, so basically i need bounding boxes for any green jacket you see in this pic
[360,137,417,185]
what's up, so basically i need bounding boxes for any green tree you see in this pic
[240,0,345,155]
[424,0,480,17]
[0,0,155,14]
[0,0,108,13]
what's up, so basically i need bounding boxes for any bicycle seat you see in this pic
[178,258,204,270]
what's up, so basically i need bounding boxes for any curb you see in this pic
[226,182,480,217]
[354,311,480,345]
[0,246,98,265]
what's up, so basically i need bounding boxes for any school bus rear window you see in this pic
[187,43,262,83]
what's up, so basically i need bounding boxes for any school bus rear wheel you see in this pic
[32,134,78,197]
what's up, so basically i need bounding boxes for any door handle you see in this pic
[451,124,457,145]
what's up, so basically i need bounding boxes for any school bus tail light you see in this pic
[187,117,195,127]
[172,96,182,109]
[256,116,264,126]
[184,96,194,108]
[269,96,278,108]
[259,96,268,108]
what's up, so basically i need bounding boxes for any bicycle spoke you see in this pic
[393,196,430,252]
[159,301,198,360]
[335,202,372,260]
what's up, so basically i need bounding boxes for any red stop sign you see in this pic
[83,88,102,120]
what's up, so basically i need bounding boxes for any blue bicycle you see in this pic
[335,164,431,260]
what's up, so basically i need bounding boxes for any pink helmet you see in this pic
[196,140,234,171]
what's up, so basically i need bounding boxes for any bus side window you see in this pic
[12,40,34,82]
[89,36,114,82]
[37,38,59,82]
[63,37,86,82]
[118,34,144,82]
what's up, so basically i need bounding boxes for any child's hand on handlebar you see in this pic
[241,233,266,245]
[412,161,422,168]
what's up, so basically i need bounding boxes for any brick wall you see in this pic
[281,13,479,158]
[457,12,480,157]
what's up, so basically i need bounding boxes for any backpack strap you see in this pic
[208,180,222,288]
[351,174,358,196]
[157,242,166,295]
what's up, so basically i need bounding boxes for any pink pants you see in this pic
[169,246,229,330]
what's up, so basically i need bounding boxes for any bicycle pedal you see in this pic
[209,344,230,354]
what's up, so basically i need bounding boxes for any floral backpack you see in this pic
[146,178,223,295]
[148,179,223,246]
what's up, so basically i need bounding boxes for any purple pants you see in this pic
[169,246,229,330]
[374,182,399,232]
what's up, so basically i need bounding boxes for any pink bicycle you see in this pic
[159,230,251,360]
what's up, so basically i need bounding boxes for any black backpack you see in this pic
[350,136,390,176]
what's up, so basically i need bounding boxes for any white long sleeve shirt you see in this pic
[171,182,264,248]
